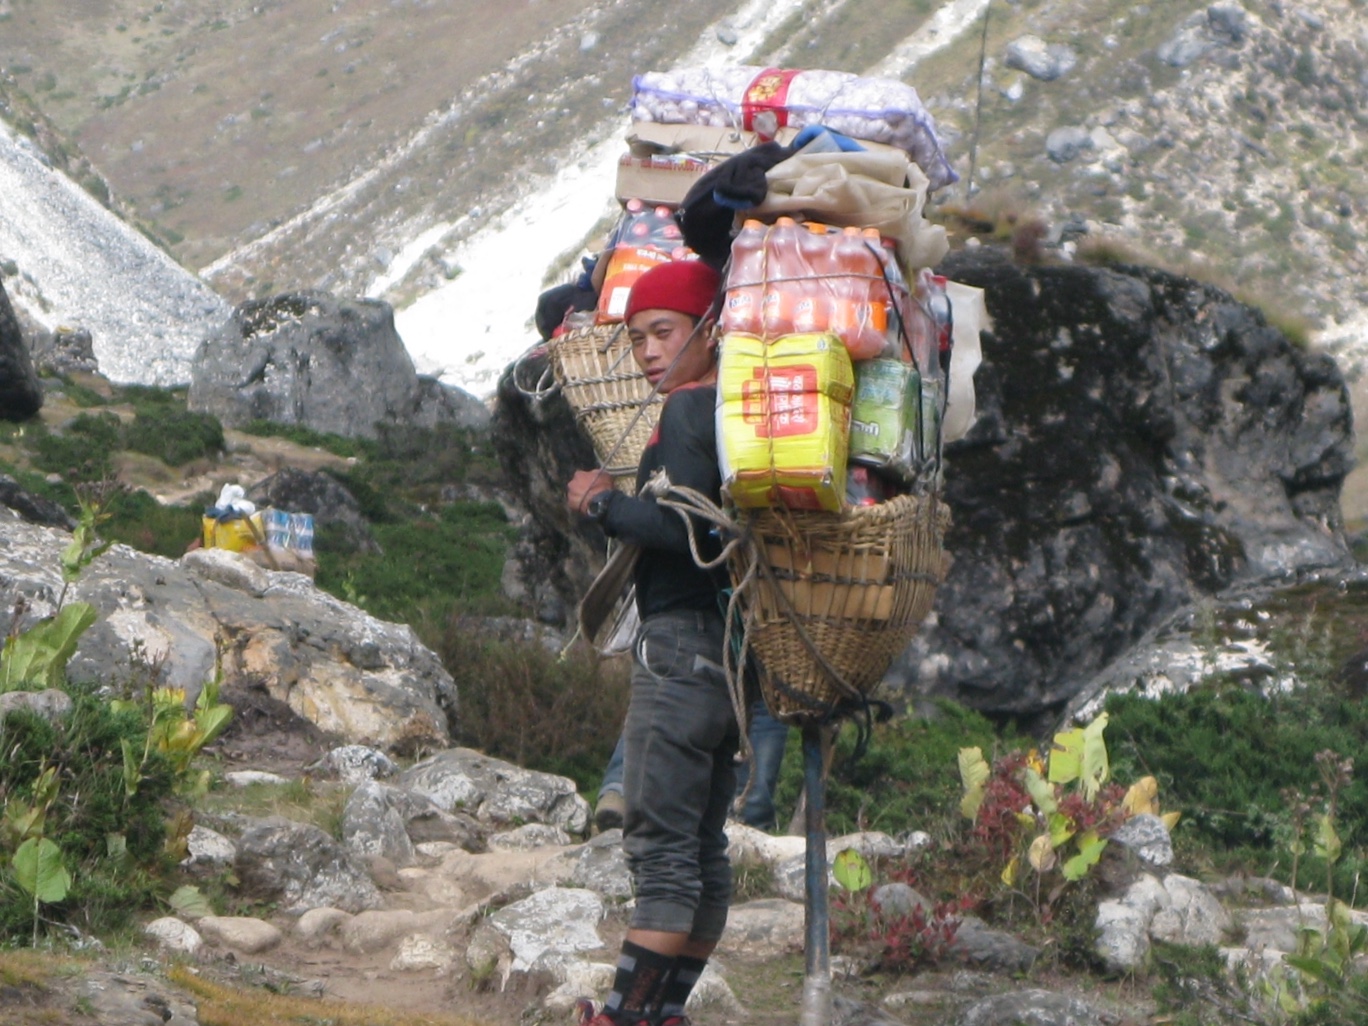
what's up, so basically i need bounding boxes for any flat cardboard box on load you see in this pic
[616,123,901,207]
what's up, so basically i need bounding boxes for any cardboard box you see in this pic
[717,332,853,512]
[849,358,921,481]
[618,123,743,206]
[616,123,903,208]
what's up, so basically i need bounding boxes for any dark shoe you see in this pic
[594,790,626,832]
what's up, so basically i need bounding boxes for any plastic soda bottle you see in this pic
[761,217,802,339]
[793,222,832,334]
[928,273,954,377]
[861,228,892,357]
[831,227,883,359]
[722,219,766,335]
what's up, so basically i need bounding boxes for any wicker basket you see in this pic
[730,492,949,722]
[547,323,661,494]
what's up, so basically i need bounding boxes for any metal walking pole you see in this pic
[800,723,832,1026]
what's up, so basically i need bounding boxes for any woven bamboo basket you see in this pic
[731,492,949,722]
[547,323,661,495]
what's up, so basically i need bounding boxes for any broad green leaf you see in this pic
[1061,834,1108,881]
[3,801,43,846]
[958,747,990,820]
[120,737,142,798]
[1022,766,1058,816]
[12,837,71,903]
[1314,812,1342,864]
[1285,954,1335,983]
[1080,714,1110,801]
[169,885,214,920]
[1001,855,1019,887]
[832,849,872,892]
[1048,728,1084,786]
[194,704,233,750]
[0,602,97,690]
[32,766,59,808]
[1027,834,1056,873]
[1047,811,1076,848]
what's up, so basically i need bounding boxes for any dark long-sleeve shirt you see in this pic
[596,383,728,619]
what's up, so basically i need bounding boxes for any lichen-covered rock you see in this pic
[0,520,457,752]
[188,290,486,438]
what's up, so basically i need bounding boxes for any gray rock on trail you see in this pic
[1094,871,1232,971]
[316,744,400,784]
[0,474,76,529]
[235,817,384,914]
[1045,125,1093,163]
[144,917,204,957]
[181,825,237,874]
[1158,5,1249,68]
[0,687,73,724]
[198,915,283,955]
[487,886,606,972]
[342,780,419,867]
[399,747,591,834]
[955,989,1114,1026]
[188,290,488,439]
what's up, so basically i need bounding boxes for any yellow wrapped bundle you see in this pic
[716,332,853,512]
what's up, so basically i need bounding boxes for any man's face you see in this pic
[626,308,716,393]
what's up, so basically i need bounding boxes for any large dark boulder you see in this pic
[0,279,41,420]
[892,247,1353,719]
[490,347,604,626]
[490,250,1354,720]
[187,291,489,439]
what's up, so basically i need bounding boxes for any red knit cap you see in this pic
[623,259,722,325]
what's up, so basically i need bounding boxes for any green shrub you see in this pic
[0,689,177,940]
[1105,682,1368,891]
[101,489,202,558]
[239,419,375,459]
[434,627,628,793]
[316,501,514,624]
[124,408,224,466]
[30,414,122,479]
[774,700,1012,838]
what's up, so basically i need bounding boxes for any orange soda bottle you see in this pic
[861,228,892,357]
[793,222,833,334]
[761,217,803,339]
[722,219,765,335]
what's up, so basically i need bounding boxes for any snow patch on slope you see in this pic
[0,119,228,385]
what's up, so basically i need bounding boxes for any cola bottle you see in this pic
[722,219,766,336]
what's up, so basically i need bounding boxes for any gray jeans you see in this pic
[622,608,740,940]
